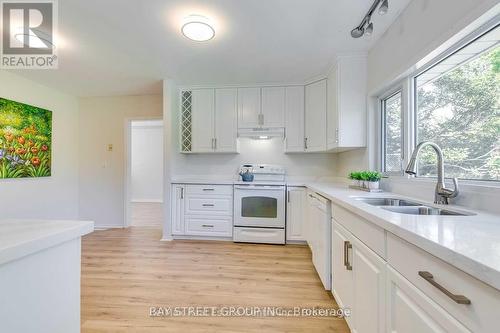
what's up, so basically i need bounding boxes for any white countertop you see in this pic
[304,182,500,291]
[0,219,94,266]
[170,176,500,290]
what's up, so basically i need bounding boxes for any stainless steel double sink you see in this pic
[353,197,474,216]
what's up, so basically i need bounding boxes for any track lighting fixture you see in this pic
[379,0,389,15]
[350,0,389,38]
[365,22,373,36]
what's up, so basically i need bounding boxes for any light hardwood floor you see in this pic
[81,227,350,333]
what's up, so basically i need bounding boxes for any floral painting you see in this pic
[0,98,52,178]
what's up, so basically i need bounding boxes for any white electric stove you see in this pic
[233,164,286,244]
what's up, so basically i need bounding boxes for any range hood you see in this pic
[238,127,285,139]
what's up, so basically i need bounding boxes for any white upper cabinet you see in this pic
[237,87,261,128]
[284,86,305,152]
[327,55,367,151]
[215,88,238,152]
[261,87,285,127]
[191,89,215,153]
[180,89,238,153]
[305,79,327,152]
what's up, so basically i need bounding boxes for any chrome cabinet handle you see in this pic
[202,224,214,228]
[418,271,471,304]
[304,137,308,149]
[180,187,184,199]
[202,188,215,191]
[287,191,290,203]
[214,138,217,150]
[202,204,215,207]
[344,241,352,270]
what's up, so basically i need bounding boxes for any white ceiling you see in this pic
[9,0,411,97]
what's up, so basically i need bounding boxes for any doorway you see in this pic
[126,119,164,227]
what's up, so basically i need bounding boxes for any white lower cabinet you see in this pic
[386,265,470,333]
[332,220,385,332]
[332,221,354,327]
[171,184,185,235]
[286,186,306,242]
[171,184,233,238]
[332,203,498,333]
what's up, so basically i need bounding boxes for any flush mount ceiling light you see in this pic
[181,15,215,42]
[350,0,389,38]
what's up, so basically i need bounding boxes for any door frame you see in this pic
[124,116,164,227]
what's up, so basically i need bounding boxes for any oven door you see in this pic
[234,185,285,228]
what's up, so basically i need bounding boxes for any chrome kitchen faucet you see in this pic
[405,141,459,204]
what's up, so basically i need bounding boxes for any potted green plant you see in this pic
[348,171,361,187]
[348,171,382,190]
[364,171,382,190]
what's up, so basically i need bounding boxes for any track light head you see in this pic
[365,22,373,36]
[350,26,365,38]
[379,0,389,15]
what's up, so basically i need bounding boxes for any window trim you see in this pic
[380,89,404,175]
[378,18,500,184]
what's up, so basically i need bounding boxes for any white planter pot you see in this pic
[367,181,380,190]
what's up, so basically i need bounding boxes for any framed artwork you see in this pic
[0,98,52,178]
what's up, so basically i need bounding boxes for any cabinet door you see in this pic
[215,88,238,152]
[261,87,285,127]
[386,266,470,333]
[332,220,354,328]
[327,65,339,149]
[237,87,261,128]
[191,89,215,152]
[305,80,327,152]
[171,185,185,235]
[315,202,331,290]
[352,235,386,333]
[284,86,305,152]
[286,187,306,241]
[337,56,367,148]
[305,192,316,249]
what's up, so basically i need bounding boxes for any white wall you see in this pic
[131,121,163,202]
[172,138,337,179]
[338,0,500,176]
[0,71,79,219]
[337,0,500,213]
[78,95,162,228]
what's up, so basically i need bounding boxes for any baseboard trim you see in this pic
[94,225,125,230]
[131,199,163,203]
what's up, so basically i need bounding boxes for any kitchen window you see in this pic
[381,91,403,174]
[380,22,500,182]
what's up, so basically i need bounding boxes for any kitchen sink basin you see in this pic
[354,197,420,207]
[382,206,474,216]
[353,197,475,216]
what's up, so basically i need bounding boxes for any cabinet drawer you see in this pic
[186,184,233,196]
[185,196,232,215]
[233,227,285,244]
[387,265,470,333]
[332,204,385,258]
[387,233,500,332]
[185,216,232,237]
